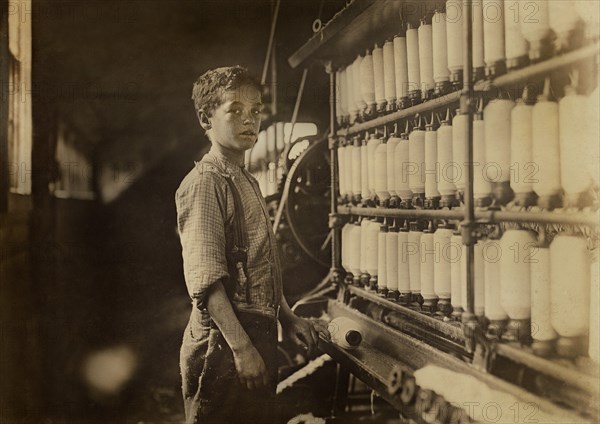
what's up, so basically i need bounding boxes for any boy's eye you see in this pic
[252,109,261,115]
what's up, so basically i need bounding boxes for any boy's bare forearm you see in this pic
[205,280,252,353]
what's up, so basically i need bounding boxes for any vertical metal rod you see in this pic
[261,0,281,86]
[461,0,476,317]
[332,364,351,416]
[270,43,278,117]
[288,68,308,144]
[328,62,341,274]
[0,0,9,213]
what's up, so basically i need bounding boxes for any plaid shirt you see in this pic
[176,148,282,319]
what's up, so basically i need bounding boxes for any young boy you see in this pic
[176,66,327,424]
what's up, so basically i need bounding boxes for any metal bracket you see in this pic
[328,213,344,229]
[328,136,339,150]
[459,92,477,115]
[463,315,495,372]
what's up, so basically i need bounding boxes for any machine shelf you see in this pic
[347,285,465,342]
[288,0,442,70]
[347,276,600,415]
[476,42,600,91]
[322,300,591,423]
[337,91,461,137]
[335,42,599,137]
[338,205,600,228]
[496,343,599,396]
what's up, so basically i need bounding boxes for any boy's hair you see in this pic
[192,66,261,117]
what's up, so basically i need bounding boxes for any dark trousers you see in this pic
[180,308,279,424]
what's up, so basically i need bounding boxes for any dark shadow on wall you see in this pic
[38,139,204,423]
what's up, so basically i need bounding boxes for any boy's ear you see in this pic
[197,109,212,131]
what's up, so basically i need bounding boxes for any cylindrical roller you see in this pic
[360,51,376,115]
[549,1,583,52]
[366,219,380,290]
[531,242,557,357]
[532,81,562,209]
[450,233,464,319]
[387,134,401,199]
[559,84,591,207]
[424,121,440,202]
[367,134,382,200]
[406,24,421,102]
[339,67,348,124]
[340,221,348,271]
[473,110,492,206]
[432,10,450,91]
[360,137,370,201]
[588,85,600,187]
[347,63,358,123]
[398,224,411,301]
[446,0,464,85]
[504,0,529,70]
[348,222,362,285]
[383,39,397,111]
[341,222,352,272]
[500,229,537,343]
[472,0,485,72]
[373,44,386,112]
[418,20,434,97]
[519,0,553,61]
[267,162,278,196]
[375,141,390,204]
[346,142,355,200]
[421,227,438,312]
[351,137,361,202]
[387,222,400,297]
[484,99,515,205]
[408,223,422,305]
[353,55,367,114]
[328,317,363,350]
[589,249,599,363]
[510,96,535,205]
[551,234,591,358]
[452,112,467,194]
[377,222,388,294]
[460,239,470,313]
[576,1,600,40]
[393,33,409,107]
[394,128,412,202]
[437,112,456,204]
[434,227,453,316]
[409,123,426,199]
[483,239,508,337]
[360,217,371,285]
[483,0,506,78]
[338,141,347,200]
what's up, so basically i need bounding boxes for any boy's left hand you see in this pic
[282,316,330,357]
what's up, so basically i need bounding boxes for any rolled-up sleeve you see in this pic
[176,172,229,307]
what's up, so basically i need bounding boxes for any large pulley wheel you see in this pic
[284,138,331,268]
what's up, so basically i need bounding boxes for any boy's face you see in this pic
[207,84,262,154]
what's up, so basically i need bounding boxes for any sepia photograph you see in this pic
[1,0,599,423]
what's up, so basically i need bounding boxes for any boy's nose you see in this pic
[243,114,257,125]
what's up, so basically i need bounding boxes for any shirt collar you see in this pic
[204,147,245,176]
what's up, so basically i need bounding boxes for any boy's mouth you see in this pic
[240,131,256,136]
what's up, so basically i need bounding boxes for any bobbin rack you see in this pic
[288,0,599,422]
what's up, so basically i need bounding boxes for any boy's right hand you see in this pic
[232,344,269,390]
